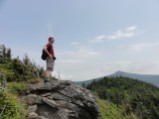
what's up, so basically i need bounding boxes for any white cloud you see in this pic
[126,26,137,31]
[91,35,105,43]
[53,45,159,81]
[53,70,73,80]
[89,25,138,43]
[108,29,134,40]
[70,42,80,46]
[56,58,159,81]
[130,42,159,51]
[58,59,84,64]
[57,47,100,59]
[89,35,106,43]
[100,60,159,75]
[52,46,101,81]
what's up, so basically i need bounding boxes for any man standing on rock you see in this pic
[43,36,56,82]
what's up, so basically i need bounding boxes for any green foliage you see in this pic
[26,77,43,84]
[96,95,138,119]
[0,92,27,119]
[0,44,11,63]
[87,77,159,119]
[0,45,45,82]
[7,82,27,95]
[0,44,47,119]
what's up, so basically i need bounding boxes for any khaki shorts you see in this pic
[46,57,54,71]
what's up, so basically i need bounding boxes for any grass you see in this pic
[96,96,138,119]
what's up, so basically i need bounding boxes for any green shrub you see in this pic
[7,82,27,95]
[0,92,27,119]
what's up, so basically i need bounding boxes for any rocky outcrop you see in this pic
[21,80,101,119]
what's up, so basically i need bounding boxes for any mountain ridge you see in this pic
[110,70,159,86]
[76,71,159,87]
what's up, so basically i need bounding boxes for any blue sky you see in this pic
[1,0,159,81]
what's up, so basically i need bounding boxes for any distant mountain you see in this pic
[110,71,159,87]
[76,71,159,87]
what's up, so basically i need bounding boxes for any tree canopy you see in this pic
[87,76,159,119]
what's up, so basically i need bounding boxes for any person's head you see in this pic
[48,36,54,44]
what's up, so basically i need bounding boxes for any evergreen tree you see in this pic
[87,76,159,118]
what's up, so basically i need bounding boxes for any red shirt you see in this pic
[46,43,54,57]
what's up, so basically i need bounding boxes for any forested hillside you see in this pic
[87,77,159,119]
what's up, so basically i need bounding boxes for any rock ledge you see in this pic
[21,80,101,119]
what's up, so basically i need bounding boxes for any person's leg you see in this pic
[45,57,50,82]
[44,57,54,82]
[44,70,49,81]
[48,59,54,78]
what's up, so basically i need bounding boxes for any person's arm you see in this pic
[43,45,52,58]
[52,48,56,60]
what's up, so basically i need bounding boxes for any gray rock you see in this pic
[27,115,49,119]
[21,94,43,105]
[51,92,72,102]
[22,80,101,119]
[29,82,51,91]
[42,97,58,109]
[41,92,52,97]
[28,105,38,113]
[28,112,38,116]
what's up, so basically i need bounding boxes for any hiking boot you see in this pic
[44,78,50,83]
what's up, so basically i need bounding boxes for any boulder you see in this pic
[22,80,101,119]
[27,105,38,113]
[42,97,58,109]
[21,94,43,105]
